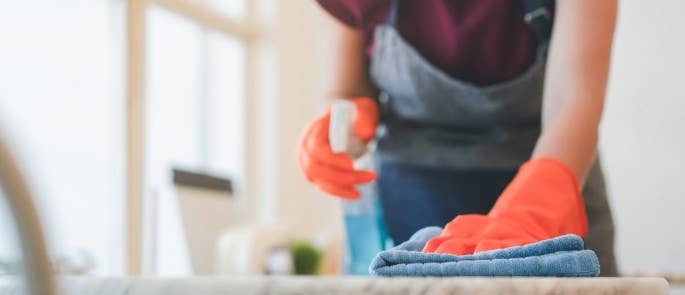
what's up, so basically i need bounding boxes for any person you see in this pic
[298,0,618,275]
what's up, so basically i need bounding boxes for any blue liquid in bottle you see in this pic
[342,156,392,275]
[328,99,392,275]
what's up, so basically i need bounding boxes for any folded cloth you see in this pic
[369,227,600,277]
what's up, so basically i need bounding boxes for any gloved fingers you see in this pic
[469,218,539,241]
[424,215,493,253]
[311,160,377,185]
[434,238,479,255]
[352,114,376,142]
[308,148,356,171]
[442,214,492,238]
[298,113,326,151]
[297,116,331,181]
[473,240,513,253]
[297,101,377,200]
[473,238,536,254]
[313,179,360,199]
[300,137,375,185]
[300,122,355,174]
[350,97,379,141]
[297,145,314,181]
[298,112,376,189]
[422,235,453,253]
[304,119,359,171]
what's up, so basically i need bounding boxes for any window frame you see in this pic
[124,0,263,275]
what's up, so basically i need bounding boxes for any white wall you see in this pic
[0,1,125,274]
[601,0,685,274]
[271,1,344,241]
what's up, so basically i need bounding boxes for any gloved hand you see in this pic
[423,157,588,255]
[297,97,379,199]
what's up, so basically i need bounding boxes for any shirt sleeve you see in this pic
[316,0,363,29]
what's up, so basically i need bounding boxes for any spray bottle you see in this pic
[329,99,392,275]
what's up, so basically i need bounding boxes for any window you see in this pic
[145,5,246,187]
[0,0,268,275]
[0,0,126,274]
[125,0,268,275]
[143,3,248,275]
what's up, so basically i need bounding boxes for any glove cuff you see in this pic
[490,157,588,238]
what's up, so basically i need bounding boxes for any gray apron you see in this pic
[368,0,617,275]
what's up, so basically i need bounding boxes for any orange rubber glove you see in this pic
[297,97,379,199]
[423,157,588,255]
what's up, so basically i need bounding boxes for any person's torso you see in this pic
[367,0,551,169]
[316,0,538,86]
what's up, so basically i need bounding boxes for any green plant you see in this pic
[289,240,322,275]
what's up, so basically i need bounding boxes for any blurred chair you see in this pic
[0,133,55,294]
[173,168,243,275]
[172,168,340,275]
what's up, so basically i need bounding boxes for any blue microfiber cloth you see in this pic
[369,226,600,277]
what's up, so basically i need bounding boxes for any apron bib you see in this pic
[369,0,617,275]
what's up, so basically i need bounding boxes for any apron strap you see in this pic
[385,0,399,27]
[522,0,554,42]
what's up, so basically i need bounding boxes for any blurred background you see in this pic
[0,0,684,282]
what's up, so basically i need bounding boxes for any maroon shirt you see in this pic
[316,0,538,86]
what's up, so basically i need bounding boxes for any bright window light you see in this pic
[0,0,125,275]
[146,6,205,178]
[145,5,246,191]
[145,5,247,276]
[206,31,246,185]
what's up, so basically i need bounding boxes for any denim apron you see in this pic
[368,0,617,275]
